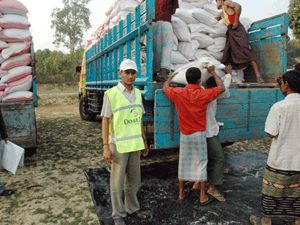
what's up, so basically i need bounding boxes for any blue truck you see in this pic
[0,47,38,156]
[80,0,288,149]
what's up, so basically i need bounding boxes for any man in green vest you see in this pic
[101,59,149,225]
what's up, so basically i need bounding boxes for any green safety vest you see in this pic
[105,86,144,153]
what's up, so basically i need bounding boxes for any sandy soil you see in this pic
[0,92,272,225]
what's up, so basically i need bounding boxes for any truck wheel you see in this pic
[79,96,96,121]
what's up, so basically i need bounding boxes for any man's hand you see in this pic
[4,138,8,144]
[142,142,149,157]
[232,22,239,29]
[224,65,232,74]
[103,145,113,164]
[207,65,216,74]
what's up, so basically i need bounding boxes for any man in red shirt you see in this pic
[163,67,225,204]
[153,0,179,82]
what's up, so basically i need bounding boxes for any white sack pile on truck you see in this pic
[170,0,252,84]
[0,0,33,102]
[89,0,252,83]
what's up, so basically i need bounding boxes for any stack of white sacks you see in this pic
[91,0,252,83]
[0,0,33,102]
[93,0,141,39]
[171,0,252,84]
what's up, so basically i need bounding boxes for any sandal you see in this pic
[207,189,226,202]
[199,195,214,206]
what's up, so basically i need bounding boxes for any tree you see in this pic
[288,0,300,39]
[51,0,91,53]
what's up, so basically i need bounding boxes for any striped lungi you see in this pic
[262,165,300,217]
[178,131,207,181]
[152,21,173,72]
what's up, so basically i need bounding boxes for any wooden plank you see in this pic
[248,14,287,32]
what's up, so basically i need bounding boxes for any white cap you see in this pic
[119,59,138,72]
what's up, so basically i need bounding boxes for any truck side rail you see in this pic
[85,0,156,100]
[248,13,288,82]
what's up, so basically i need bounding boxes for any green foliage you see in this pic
[35,49,83,84]
[288,0,300,39]
[287,39,300,67]
[51,0,91,53]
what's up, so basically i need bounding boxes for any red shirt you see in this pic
[164,84,221,135]
[156,0,179,22]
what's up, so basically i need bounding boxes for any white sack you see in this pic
[203,3,221,17]
[171,57,225,84]
[171,16,191,42]
[0,40,8,50]
[1,53,31,70]
[2,90,33,102]
[194,49,212,59]
[1,42,30,59]
[1,141,24,174]
[1,66,32,83]
[0,29,32,43]
[0,0,28,16]
[171,51,189,64]
[0,14,30,29]
[5,75,32,94]
[191,8,218,26]
[240,17,252,31]
[210,21,227,37]
[174,9,198,24]
[191,32,215,48]
[178,42,196,61]
[207,37,226,53]
[188,23,217,35]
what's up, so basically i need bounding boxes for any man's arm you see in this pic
[102,117,113,164]
[207,66,225,93]
[162,73,176,92]
[225,1,241,28]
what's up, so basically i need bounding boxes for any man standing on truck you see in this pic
[250,69,300,225]
[216,0,264,83]
[101,59,149,225]
[153,0,179,82]
[0,109,14,197]
[163,66,225,204]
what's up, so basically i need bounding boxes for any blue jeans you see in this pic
[0,178,4,194]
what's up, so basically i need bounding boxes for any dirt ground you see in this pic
[0,90,273,225]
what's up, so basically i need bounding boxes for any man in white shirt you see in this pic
[250,69,300,225]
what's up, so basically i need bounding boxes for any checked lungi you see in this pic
[262,165,300,217]
[178,131,208,181]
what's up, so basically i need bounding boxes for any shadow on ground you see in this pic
[84,151,294,225]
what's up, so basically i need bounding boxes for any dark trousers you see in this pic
[207,136,225,186]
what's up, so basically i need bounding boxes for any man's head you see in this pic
[205,76,217,88]
[216,0,225,9]
[119,59,138,86]
[278,70,300,95]
[186,67,201,84]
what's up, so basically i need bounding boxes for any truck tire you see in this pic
[79,96,96,121]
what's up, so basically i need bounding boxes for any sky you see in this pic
[18,0,290,52]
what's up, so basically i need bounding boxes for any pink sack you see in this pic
[0,40,8,50]
[2,91,33,102]
[1,42,30,59]
[1,53,31,70]
[8,74,32,87]
[0,29,32,43]
[1,66,32,83]
[0,0,28,16]
[0,83,7,91]
[5,75,32,94]
[0,69,8,78]
[0,14,30,29]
